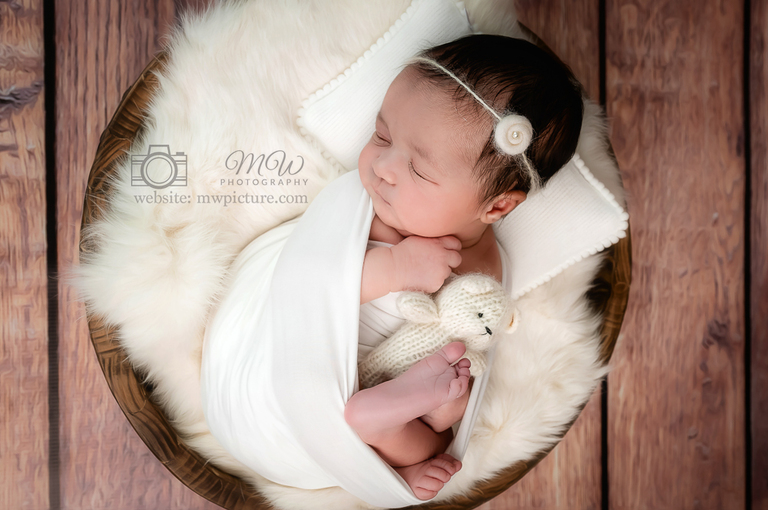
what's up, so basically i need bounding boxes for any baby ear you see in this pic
[505,307,520,334]
[397,292,439,323]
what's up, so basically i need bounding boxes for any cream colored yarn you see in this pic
[358,273,518,390]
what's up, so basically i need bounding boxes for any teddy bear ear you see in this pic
[460,274,497,295]
[396,292,439,323]
[505,307,520,334]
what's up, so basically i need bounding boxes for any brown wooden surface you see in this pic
[0,1,48,509]
[752,0,768,508]
[1,0,762,508]
[606,0,746,508]
[478,1,604,508]
[54,0,219,508]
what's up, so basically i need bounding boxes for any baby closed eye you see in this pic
[408,161,427,180]
[373,131,389,145]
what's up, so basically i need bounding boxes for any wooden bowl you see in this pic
[81,39,631,510]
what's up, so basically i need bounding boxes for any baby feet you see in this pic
[393,341,472,419]
[345,343,470,499]
[345,341,472,437]
[396,454,462,500]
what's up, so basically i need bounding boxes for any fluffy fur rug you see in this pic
[75,0,625,508]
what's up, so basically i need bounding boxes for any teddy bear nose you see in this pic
[485,326,492,335]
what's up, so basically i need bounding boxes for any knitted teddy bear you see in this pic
[358,273,518,390]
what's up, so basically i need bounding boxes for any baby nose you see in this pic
[372,154,397,185]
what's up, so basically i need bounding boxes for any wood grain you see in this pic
[0,0,49,508]
[751,0,768,508]
[476,2,605,508]
[0,0,48,509]
[515,0,601,101]
[54,0,216,508]
[606,0,746,508]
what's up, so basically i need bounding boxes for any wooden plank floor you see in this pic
[751,1,768,509]
[606,0,747,508]
[0,0,763,508]
[0,1,48,509]
[52,2,219,508]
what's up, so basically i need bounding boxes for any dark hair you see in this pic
[408,34,584,209]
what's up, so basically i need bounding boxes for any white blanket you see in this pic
[201,170,505,508]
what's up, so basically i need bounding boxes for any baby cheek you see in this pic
[358,144,370,171]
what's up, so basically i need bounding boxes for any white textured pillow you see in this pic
[296,0,628,299]
[297,0,473,170]
[494,154,628,298]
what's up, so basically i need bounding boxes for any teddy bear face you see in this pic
[435,274,511,350]
[439,297,509,348]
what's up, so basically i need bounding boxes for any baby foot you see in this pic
[421,375,473,433]
[346,342,471,436]
[393,341,472,419]
[396,454,462,500]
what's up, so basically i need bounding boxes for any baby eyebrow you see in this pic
[375,110,387,129]
[409,141,434,167]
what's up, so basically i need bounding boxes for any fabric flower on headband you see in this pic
[494,114,533,156]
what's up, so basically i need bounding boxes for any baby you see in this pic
[344,34,583,499]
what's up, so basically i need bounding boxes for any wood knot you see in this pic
[0,81,44,120]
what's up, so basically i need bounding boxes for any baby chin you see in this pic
[368,197,416,238]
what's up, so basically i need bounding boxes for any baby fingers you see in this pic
[438,235,462,251]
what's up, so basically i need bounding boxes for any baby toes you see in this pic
[433,453,462,474]
[414,458,459,499]
[411,475,442,500]
[415,473,445,495]
[413,486,440,500]
[405,455,463,500]
[424,464,452,483]
[439,341,467,365]
[455,358,471,378]
[448,373,469,400]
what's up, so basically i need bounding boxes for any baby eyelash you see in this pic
[408,161,425,180]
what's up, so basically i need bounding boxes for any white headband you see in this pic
[408,56,541,192]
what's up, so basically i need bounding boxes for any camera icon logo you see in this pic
[131,145,187,189]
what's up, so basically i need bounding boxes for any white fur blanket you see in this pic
[75,1,625,509]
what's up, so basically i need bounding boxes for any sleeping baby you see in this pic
[345,34,584,499]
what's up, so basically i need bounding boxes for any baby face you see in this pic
[358,67,490,240]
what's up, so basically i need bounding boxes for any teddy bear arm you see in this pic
[359,324,425,388]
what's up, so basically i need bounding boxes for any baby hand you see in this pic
[390,236,462,294]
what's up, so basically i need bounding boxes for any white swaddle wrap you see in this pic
[201,170,499,508]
